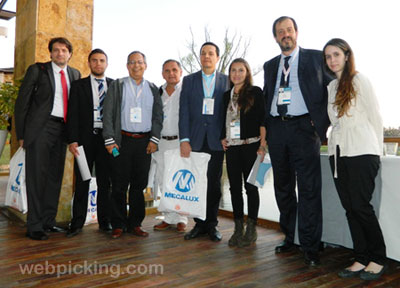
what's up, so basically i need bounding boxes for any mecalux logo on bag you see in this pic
[164,169,199,202]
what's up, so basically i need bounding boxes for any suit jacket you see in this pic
[179,70,229,151]
[263,48,332,141]
[15,61,81,147]
[67,76,113,146]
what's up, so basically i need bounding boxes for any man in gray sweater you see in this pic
[102,51,163,239]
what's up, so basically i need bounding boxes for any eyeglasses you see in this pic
[127,60,145,65]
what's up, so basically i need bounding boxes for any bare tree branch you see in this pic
[179,26,253,75]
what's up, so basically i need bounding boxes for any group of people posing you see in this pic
[14,15,386,281]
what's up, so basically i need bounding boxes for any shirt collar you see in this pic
[281,45,300,59]
[201,71,216,79]
[51,61,67,74]
[91,74,106,82]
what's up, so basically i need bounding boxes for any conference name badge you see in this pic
[230,121,240,139]
[202,98,214,115]
[130,107,142,123]
[278,87,292,105]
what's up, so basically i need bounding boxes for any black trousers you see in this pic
[111,135,151,229]
[267,115,322,252]
[25,118,66,232]
[226,141,260,220]
[329,147,386,265]
[193,137,224,230]
[70,132,112,229]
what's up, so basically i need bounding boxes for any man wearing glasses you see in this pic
[102,51,163,239]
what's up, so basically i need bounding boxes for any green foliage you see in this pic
[384,127,400,137]
[0,82,19,130]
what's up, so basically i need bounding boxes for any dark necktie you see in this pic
[277,56,291,116]
[60,70,68,122]
[95,78,105,120]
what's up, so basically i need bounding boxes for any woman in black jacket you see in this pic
[221,58,266,247]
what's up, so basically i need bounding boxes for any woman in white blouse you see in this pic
[323,38,386,281]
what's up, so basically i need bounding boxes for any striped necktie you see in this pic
[95,78,105,119]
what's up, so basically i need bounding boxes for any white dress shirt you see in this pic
[50,61,70,118]
[161,81,182,137]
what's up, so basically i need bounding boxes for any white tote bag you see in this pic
[5,147,28,214]
[158,149,210,220]
[84,178,98,225]
[247,153,272,188]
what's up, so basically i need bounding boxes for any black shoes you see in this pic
[338,268,363,278]
[304,251,320,266]
[66,227,82,238]
[184,226,222,241]
[360,264,388,281]
[208,227,222,242]
[26,231,49,240]
[45,226,66,233]
[184,226,206,240]
[275,241,295,253]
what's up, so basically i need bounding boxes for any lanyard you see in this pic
[202,73,216,98]
[230,88,239,114]
[128,78,144,102]
[281,46,299,84]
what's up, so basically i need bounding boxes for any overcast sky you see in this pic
[1,0,399,127]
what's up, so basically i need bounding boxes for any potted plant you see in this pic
[0,82,19,157]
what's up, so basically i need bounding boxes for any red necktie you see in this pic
[60,70,68,122]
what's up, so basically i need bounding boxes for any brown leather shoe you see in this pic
[153,221,171,231]
[132,226,149,237]
[176,222,187,233]
[111,228,123,239]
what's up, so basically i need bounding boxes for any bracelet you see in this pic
[258,146,266,152]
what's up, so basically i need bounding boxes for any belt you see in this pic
[162,135,178,141]
[93,128,102,135]
[274,113,310,121]
[49,115,65,123]
[121,130,150,139]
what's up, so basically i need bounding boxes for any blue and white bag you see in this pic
[5,147,28,213]
[158,149,210,220]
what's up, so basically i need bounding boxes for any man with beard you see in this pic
[66,49,114,237]
[263,16,332,266]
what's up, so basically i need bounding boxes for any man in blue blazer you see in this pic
[263,16,332,265]
[179,42,229,242]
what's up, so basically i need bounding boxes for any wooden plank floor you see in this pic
[1,210,400,288]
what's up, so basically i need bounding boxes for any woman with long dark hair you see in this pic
[323,38,386,280]
[221,58,266,247]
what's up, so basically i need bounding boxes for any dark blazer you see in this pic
[221,85,266,140]
[179,70,229,151]
[263,48,332,141]
[15,61,81,147]
[67,76,113,146]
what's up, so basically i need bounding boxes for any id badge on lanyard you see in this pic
[278,87,292,105]
[130,107,142,123]
[202,98,214,115]
[230,121,240,139]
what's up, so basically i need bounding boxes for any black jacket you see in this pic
[221,85,266,140]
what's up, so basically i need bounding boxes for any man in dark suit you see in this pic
[179,42,229,242]
[263,17,332,265]
[15,37,81,240]
[66,49,113,237]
